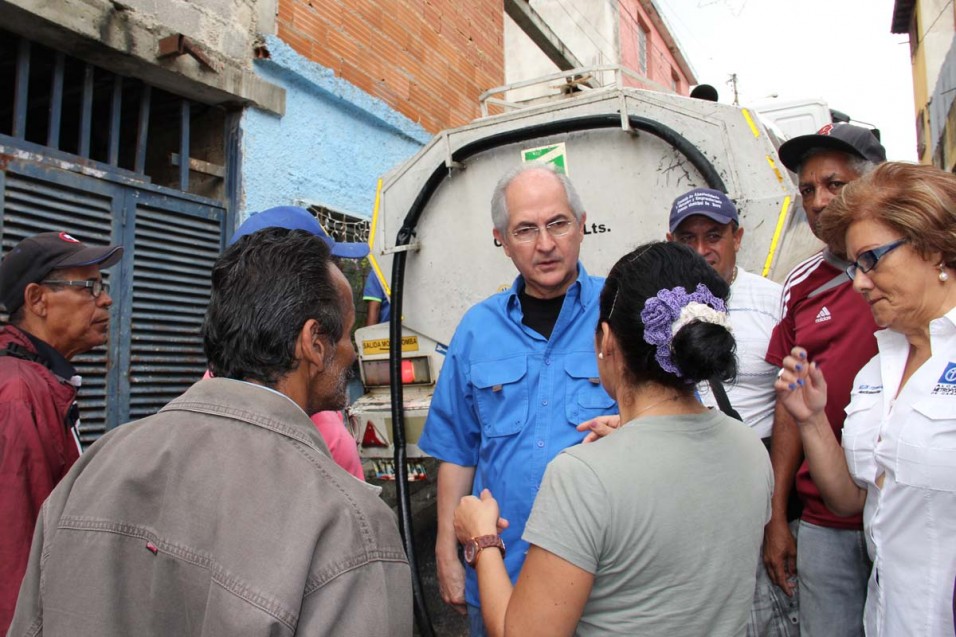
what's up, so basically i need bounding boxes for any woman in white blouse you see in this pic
[777,161,956,636]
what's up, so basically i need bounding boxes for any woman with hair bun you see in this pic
[454,242,773,636]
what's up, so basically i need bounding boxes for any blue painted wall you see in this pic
[240,35,431,220]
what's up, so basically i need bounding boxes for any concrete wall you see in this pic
[274,0,504,134]
[915,0,956,161]
[930,39,956,168]
[503,0,618,103]
[503,0,692,104]
[0,0,283,112]
[240,36,431,218]
[916,0,954,97]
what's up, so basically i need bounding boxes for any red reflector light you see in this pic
[362,422,389,448]
[401,359,415,384]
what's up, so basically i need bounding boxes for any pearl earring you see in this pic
[940,264,950,282]
[598,352,604,360]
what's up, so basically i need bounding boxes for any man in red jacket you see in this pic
[0,232,122,633]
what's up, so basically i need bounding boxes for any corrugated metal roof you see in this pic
[892,0,916,34]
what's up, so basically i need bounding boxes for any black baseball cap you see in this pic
[778,123,886,173]
[0,232,123,314]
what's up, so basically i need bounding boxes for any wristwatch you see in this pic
[464,534,506,567]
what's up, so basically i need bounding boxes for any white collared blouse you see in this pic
[842,307,956,636]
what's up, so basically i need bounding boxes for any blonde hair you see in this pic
[819,161,956,268]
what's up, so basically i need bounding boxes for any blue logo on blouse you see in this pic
[939,362,956,385]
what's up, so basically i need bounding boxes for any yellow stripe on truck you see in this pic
[765,155,785,183]
[367,178,391,297]
[741,108,760,138]
[762,196,792,277]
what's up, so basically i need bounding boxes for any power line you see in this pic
[696,0,748,16]
[921,0,954,37]
[549,0,618,64]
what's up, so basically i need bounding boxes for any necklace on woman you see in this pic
[730,266,738,285]
[631,394,681,421]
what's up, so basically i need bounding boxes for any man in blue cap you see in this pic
[223,206,368,480]
[230,205,371,258]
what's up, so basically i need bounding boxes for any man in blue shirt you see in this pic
[363,271,390,325]
[418,165,616,635]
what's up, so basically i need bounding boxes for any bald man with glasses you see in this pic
[419,165,617,636]
[0,231,122,634]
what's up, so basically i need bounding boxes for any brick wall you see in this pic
[276,0,504,134]
[617,0,690,95]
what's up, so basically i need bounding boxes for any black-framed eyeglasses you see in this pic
[846,239,907,279]
[511,218,576,243]
[42,279,110,299]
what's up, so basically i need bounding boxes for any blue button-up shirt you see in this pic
[419,264,616,606]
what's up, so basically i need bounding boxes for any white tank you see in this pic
[350,84,819,471]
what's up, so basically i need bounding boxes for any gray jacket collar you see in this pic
[161,378,333,460]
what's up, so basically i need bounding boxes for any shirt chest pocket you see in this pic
[564,353,615,425]
[841,395,882,489]
[896,398,956,493]
[472,358,529,438]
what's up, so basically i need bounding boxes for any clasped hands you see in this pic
[455,489,509,544]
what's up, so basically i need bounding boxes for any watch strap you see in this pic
[468,534,506,566]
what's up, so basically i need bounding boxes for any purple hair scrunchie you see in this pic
[640,283,728,378]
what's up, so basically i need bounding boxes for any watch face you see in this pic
[464,540,478,566]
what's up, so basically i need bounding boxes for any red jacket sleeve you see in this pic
[0,401,57,633]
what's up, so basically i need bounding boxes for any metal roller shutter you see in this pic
[127,198,223,421]
[1,161,227,444]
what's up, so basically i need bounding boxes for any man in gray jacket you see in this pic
[8,228,412,636]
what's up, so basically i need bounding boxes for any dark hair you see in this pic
[202,228,344,385]
[598,241,736,389]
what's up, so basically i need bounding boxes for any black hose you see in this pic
[387,113,725,635]
[401,114,726,231]
[387,227,435,637]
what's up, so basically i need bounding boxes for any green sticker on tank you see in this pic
[522,142,567,174]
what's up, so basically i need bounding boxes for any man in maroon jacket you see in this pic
[0,232,122,633]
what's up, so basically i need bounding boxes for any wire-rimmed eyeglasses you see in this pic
[511,218,576,243]
[846,239,907,279]
[42,279,110,299]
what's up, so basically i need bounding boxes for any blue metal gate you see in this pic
[0,151,226,443]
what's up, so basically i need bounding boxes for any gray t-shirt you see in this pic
[523,410,772,636]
